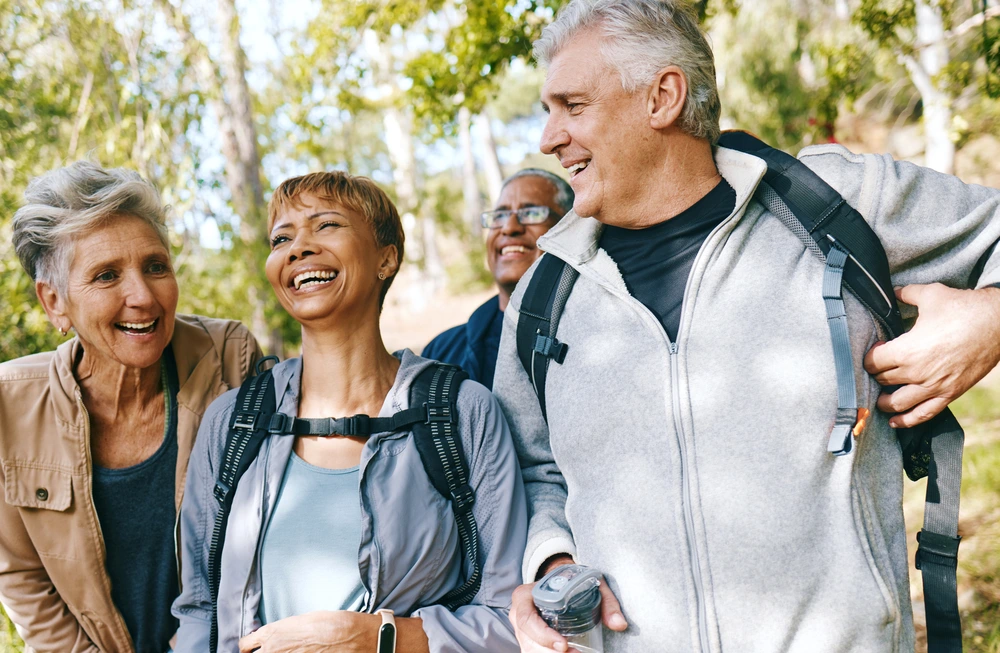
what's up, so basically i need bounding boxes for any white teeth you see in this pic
[567,161,589,174]
[117,320,155,330]
[293,269,337,290]
[501,245,528,255]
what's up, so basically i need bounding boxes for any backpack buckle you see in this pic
[534,333,569,364]
[915,530,961,570]
[233,411,259,431]
[450,483,475,514]
[424,401,457,424]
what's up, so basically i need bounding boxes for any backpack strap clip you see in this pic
[213,480,231,504]
[450,482,476,515]
[340,414,371,436]
[915,530,961,571]
[424,400,457,424]
[233,410,261,431]
[268,412,294,434]
[534,332,569,363]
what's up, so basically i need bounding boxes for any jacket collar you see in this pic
[270,348,435,420]
[48,314,231,425]
[536,145,768,272]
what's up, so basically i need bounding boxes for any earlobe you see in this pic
[379,245,400,280]
[648,66,687,130]
[35,281,70,334]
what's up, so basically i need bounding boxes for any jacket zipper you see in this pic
[77,392,135,652]
[545,206,750,653]
[356,431,407,612]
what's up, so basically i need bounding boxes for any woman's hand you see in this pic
[238,611,375,653]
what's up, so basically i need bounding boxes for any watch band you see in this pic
[376,609,396,653]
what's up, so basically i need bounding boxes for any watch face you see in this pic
[378,623,396,652]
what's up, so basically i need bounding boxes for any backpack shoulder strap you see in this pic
[209,356,279,652]
[515,254,580,420]
[409,362,482,609]
[717,130,964,653]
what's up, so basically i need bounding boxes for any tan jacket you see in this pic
[0,314,259,653]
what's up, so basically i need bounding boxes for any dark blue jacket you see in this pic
[421,296,504,389]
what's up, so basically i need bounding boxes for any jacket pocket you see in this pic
[851,482,899,633]
[3,462,73,511]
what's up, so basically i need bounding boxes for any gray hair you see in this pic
[500,168,575,216]
[534,0,721,143]
[11,161,170,292]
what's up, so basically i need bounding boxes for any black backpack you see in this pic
[516,131,966,653]
[207,360,480,652]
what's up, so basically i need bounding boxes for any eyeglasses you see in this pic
[480,206,551,229]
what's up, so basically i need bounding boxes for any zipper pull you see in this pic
[669,342,678,355]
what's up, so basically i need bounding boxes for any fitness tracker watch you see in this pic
[376,609,396,653]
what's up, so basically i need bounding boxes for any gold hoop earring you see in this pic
[378,272,386,280]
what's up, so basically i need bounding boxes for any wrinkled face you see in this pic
[540,29,653,225]
[265,193,393,326]
[486,176,563,295]
[58,215,178,370]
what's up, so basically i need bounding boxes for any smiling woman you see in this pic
[0,162,260,653]
[173,171,527,653]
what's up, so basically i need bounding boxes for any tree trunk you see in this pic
[475,110,504,206]
[910,0,955,174]
[216,0,277,354]
[158,0,277,353]
[459,107,481,237]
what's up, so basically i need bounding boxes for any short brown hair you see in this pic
[268,171,405,307]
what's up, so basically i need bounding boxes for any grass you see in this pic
[906,380,1000,653]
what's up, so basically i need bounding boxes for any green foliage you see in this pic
[854,0,916,50]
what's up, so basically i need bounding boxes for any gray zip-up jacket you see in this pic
[172,350,527,652]
[493,144,1000,653]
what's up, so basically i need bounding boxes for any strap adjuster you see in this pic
[915,530,961,570]
[534,333,569,364]
[233,411,259,431]
[213,480,231,504]
[343,414,371,436]
[268,413,294,434]
[424,401,456,424]
[450,483,475,514]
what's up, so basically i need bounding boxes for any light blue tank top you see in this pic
[258,452,366,624]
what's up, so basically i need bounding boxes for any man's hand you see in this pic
[864,284,1000,427]
[510,555,627,652]
[238,611,372,653]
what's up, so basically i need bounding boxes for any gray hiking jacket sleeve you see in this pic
[492,313,576,584]
[172,352,528,653]
[798,145,1000,293]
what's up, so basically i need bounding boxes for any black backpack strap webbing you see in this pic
[718,130,964,652]
[515,254,579,420]
[409,363,482,608]
[209,356,279,652]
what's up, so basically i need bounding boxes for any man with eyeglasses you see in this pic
[422,169,574,388]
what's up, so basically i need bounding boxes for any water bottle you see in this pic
[532,564,604,653]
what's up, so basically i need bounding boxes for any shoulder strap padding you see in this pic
[515,255,579,420]
[409,362,482,609]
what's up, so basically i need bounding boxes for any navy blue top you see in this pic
[422,295,504,389]
[600,179,736,341]
[91,348,179,653]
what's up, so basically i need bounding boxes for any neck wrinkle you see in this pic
[76,346,163,419]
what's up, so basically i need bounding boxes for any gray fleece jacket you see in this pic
[492,144,1000,653]
[172,350,527,653]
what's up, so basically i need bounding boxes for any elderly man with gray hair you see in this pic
[492,1,1000,652]
[0,162,259,653]
[422,168,573,388]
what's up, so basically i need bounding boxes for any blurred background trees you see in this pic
[1,0,999,649]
